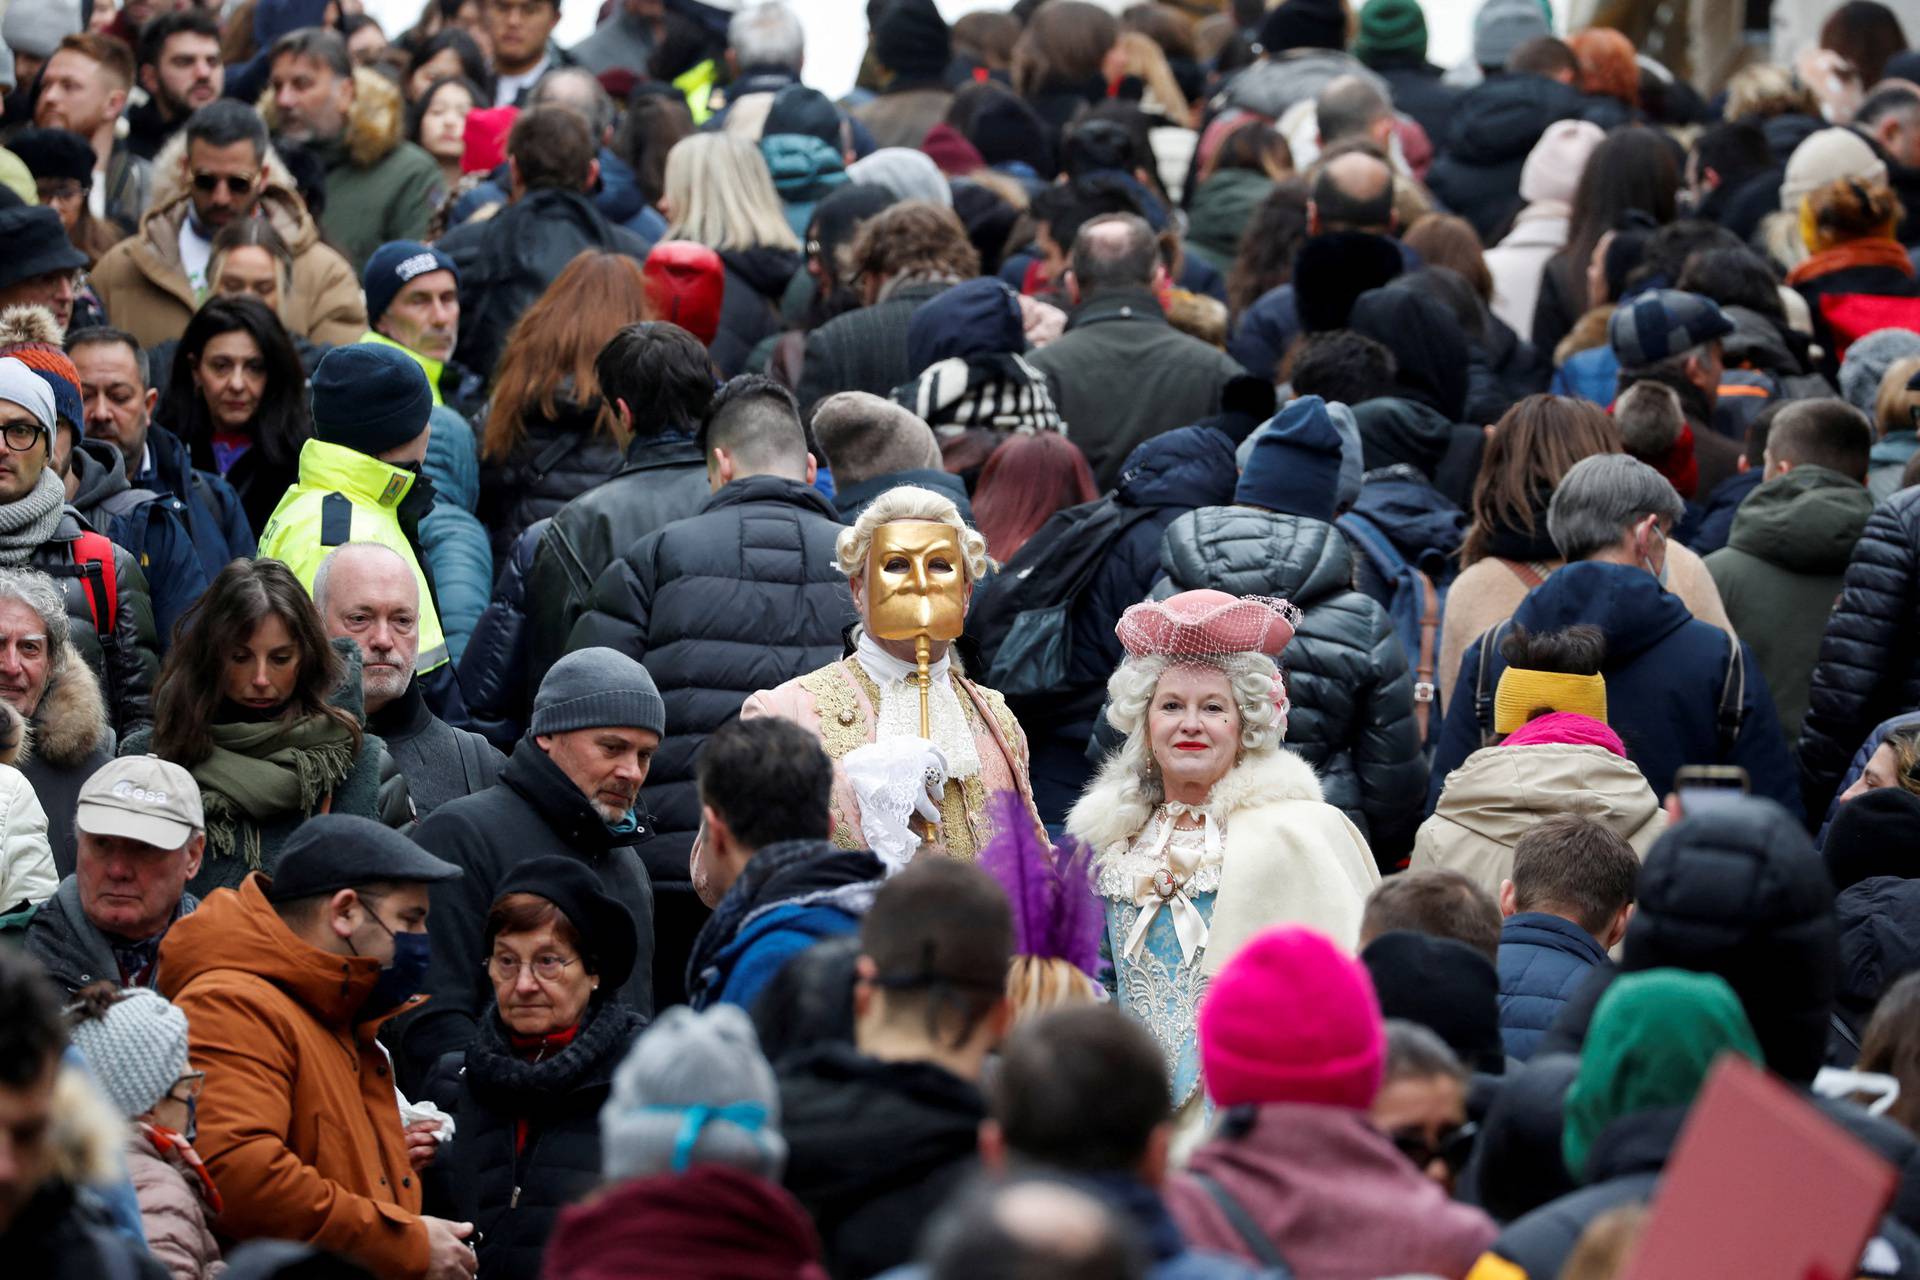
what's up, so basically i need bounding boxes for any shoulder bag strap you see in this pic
[1414,568,1440,738]
[1717,632,1746,758]
[1187,1170,1294,1272]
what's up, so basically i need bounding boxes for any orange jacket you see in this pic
[156,874,430,1276]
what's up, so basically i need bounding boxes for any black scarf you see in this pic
[685,839,884,1005]
[1480,484,1562,563]
[463,998,646,1111]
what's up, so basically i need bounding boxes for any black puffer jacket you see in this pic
[1158,505,1425,864]
[477,395,628,563]
[714,247,803,377]
[30,509,160,736]
[1831,877,1920,1065]
[427,1000,646,1280]
[458,519,543,752]
[1428,73,1584,244]
[1800,486,1920,810]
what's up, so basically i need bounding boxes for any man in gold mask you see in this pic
[733,485,1042,868]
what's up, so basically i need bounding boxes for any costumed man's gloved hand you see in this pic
[845,738,949,871]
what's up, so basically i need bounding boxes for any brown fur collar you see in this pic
[1554,305,1615,369]
[24,662,109,770]
[257,66,403,170]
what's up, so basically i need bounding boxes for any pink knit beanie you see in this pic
[1520,119,1606,207]
[1199,927,1385,1110]
[1501,711,1628,758]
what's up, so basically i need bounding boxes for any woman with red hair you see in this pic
[972,432,1099,561]
[1568,28,1640,127]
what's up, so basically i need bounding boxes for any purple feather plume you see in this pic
[980,791,1105,977]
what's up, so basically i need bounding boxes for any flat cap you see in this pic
[266,814,461,901]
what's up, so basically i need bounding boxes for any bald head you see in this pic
[529,65,614,143]
[1069,212,1160,297]
[314,543,419,714]
[1317,75,1392,148]
[1311,151,1395,234]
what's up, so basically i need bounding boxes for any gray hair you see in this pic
[1316,74,1392,146]
[1546,454,1685,562]
[1383,1018,1468,1085]
[0,569,71,673]
[529,65,615,142]
[1105,652,1286,775]
[311,542,414,614]
[1612,380,1683,458]
[728,2,805,72]
[1071,213,1158,294]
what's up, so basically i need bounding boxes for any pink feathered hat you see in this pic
[1115,590,1299,661]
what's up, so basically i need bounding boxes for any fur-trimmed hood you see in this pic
[25,661,110,771]
[1067,744,1327,856]
[138,130,323,258]
[260,66,404,171]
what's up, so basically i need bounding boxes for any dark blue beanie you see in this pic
[310,344,432,457]
[1236,395,1343,523]
[362,240,459,328]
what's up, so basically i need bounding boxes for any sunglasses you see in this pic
[1391,1121,1478,1173]
[192,171,256,196]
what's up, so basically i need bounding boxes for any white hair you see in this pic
[728,2,804,71]
[835,485,992,582]
[1101,652,1286,807]
[662,132,802,254]
[311,542,415,613]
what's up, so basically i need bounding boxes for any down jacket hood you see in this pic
[1726,465,1873,576]
[260,66,404,170]
[1837,877,1920,1028]
[906,276,1025,370]
[1160,504,1354,608]
[1115,424,1239,512]
[1443,73,1585,167]
[1350,286,1470,422]
[1512,561,1695,668]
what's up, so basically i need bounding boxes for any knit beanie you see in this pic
[309,344,432,457]
[1235,395,1344,523]
[847,147,952,208]
[2,0,82,59]
[1562,969,1761,1180]
[0,357,54,432]
[67,988,191,1120]
[0,307,83,434]
[874,0,951,84]
[1199,926,1385,1110]
[1474,0,1550,72]
[599,1004,786,1180]
[764,84,842,148]
[361,241,458,328]
[1824,786,1920,894]
[1780,127,1887,213]
[1259,0,1348,55]
[1520,119,1605,207]
[1362,931,1507,1075]
[1839,329,1920,416]
[532,647,666,738]
[5,128,94,185]
[1353,0,1426,65]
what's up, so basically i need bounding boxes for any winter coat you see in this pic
[1165,1102,1496,1279]
[476,395,627,563]
[1706,466,1873,740]
[24,872,197,993]
[261,68,442,273]
[852,85,952,151]
[1677,467,1762,556]
[568,476,854,878]
[1158,505,1426,862]
[1349,396,1485,513]
[1031,289,1244,491]
[1799,487,1920,809]
[173,422,299,542]
[29,509,161,737]
[449,147,667,245]
[66,438,207,644]
[685,840,883,1012]
[795,279,953,415]
[716,248,804,379]
[765,133,849,237]
[124,1131,224,1280]
[1429,562,1799,816]
[402,738,657,1086]
[0,1181,165,1280]
[1184,170,1273,276]
[1344,465,1467,613]
[1497,912,1613,1064]
[542,1164,828,1280]
[20,659,115,878]
[1413,742,1665,897]
[427,1000,646,1280]
[365,677,503,818]
[156,873,432,1275]
[258,438,450,675]
[778,1042,985,1280]
[1788,239,1920,378]
[90,134,365,348]
[521,434,712,683]
[1870,431,1920,503]
[0,752,51,912]
[131,423,256,582]
[1428,74,1585,245]
[439,187,652,378]
[1832,877,1920,1063]
[419,408,492,664]
[832,468,972,528]
[1372,57,1462,156]
[458,520,543,752]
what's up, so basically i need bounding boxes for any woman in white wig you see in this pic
[1068,589,1380,1117]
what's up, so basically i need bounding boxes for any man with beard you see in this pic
[315,542,502,817]
[360,241,484,421]
[33,35,150,234]
[127,11,222,162]
[401,646,663,1088]
[89,99,365,348]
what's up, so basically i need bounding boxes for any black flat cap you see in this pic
[266,814,462,901]
[490,855,638,991]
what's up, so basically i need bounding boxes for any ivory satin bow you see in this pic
[1123,810,1220,962]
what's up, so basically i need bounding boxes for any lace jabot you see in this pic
[854,633,982,779]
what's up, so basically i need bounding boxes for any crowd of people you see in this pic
[5,0,1920,1276]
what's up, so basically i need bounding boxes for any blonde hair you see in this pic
[1724,63,1820,122]
[662,132,801,253]
[1111,31,1189,123]
[834,485,993,582]
[1875,355,1920,439]
[1006,956,1103,1025]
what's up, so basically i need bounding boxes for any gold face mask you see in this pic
[864,520,967,642]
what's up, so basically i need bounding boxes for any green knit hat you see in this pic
[1353,0,1427,64]
[1562,969,1763,1181]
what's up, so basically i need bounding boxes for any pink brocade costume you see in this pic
[741,655,1042,861]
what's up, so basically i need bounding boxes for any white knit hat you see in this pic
[68,988,191,1120]
[1521,120,1607,207]
[1780,127,1888,213]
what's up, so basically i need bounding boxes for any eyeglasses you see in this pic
[0,422,47,453]
[1391,1121,1478,1173]
[167,1072,205,1104]
[487,953,581,982]
[192,171,256,196]
[35,179,87,203]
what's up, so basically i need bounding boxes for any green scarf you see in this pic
[191,714,360,869]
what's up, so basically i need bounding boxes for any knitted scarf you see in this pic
[191,714,359,868]
[0,469,67,566]
[138,1121,223,1214]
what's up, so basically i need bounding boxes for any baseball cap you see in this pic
[75,756,204,850]
[1608,289,1735,367]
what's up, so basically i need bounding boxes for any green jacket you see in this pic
[286,68,443,273]
[1184,169,1274,277]
[1705,465,1872,741]
[256,439,448,672]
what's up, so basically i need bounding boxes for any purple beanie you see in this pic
[1199,926,1385,1110]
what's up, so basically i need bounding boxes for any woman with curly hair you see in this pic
[1787,157,1920,376]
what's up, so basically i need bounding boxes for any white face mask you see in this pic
[1643,523,1670,589]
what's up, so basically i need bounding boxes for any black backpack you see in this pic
[969,496,1159,699]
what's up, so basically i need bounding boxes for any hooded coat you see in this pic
[131,422,256,583]
[1184,170,1274,276]
[713,247,804,379]
[1429,561,1799,817]
[89,133,365,348]
[1832,877,1920,1063]
[64,438,207,643]
[154,874,432,1277]
[1427,73,1585,245]
[1348,287,1485,509]
[1706,466,1873,740]
[1157,505,1426,862]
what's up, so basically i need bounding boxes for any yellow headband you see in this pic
[1494,668,1608,736]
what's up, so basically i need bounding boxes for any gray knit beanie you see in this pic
[3,0,83,60]
[1473,0,1549,72]
[600,1004,786,1181]
[67,988,191,1120]
[1839,328,1920,417]
[531,647,666,738]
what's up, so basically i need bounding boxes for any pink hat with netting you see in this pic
[1115,590,1299,661]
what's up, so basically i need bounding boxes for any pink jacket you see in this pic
[126,1134,226,1280]
[1165,1103,1495,1280]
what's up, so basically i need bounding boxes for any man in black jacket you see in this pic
[569,375,853,1008]
[401,646,662,1087]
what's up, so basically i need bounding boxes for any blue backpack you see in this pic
[1337,512,1443,743]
